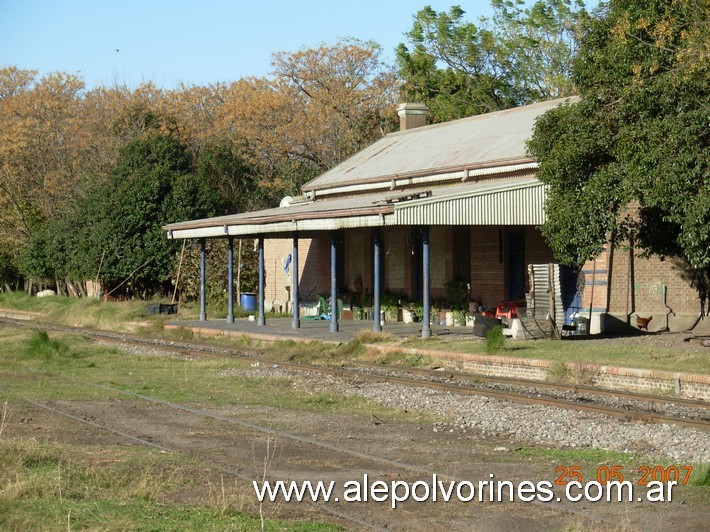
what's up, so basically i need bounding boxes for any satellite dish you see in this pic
[279,196,294,208]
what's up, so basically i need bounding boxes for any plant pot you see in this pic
[445,311,454,326]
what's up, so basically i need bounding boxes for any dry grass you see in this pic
[0,401,9,438]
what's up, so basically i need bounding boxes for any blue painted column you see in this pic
[227,236,234,323]
[292,235,300,329]
[372,228,382,332]
[257,236,266,326]
[422,226,432,338]
[330,233,339,333]
[199,238,206,321]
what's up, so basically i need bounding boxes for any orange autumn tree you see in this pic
[222,39,399,196]
[0,68,86,243]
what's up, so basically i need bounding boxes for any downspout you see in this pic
[292,235,300,329]
[257,237,265,326]
[330,233,339,333]
[627,240,636,329]
[373,228,382,333]
[199,238,206,321]
[227,236,234,323]
[422,226,431,338]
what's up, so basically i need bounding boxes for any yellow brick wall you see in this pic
[264,225,555,310]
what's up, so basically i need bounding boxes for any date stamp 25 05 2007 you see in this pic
[555,465,694,486]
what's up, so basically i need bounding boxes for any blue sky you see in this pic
[0,0,597,90]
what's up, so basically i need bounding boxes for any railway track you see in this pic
[4,315,709,530]
[2,316,709,431]
[2,375,621,530]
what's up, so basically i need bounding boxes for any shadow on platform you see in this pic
[166,318,477,344]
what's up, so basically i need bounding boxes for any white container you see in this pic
[445,311,454,326]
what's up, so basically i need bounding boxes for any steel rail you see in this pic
[93,335,710,431]
[18,397,381,531]
[2,316,709,431]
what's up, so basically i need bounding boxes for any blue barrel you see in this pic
[240,292,257,312]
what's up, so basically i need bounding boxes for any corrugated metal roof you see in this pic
[303,97,574,193]
[394,176,547,226]
[164,175,546,239]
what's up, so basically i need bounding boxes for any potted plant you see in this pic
[380,292,402,323]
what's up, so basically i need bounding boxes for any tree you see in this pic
[0,69,86,242]
[270,38,398,169]
[195,139,272,213]
[221,39,398,195]
[96,135,219,295]
[20,135,220,296]
[528,0,710,314]
[396,1,588,121]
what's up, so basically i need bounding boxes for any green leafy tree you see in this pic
[195,139,274,213]
[0,241,21,290]
[396,1,587,121]
[96,135,219,295]
[21,135,220,296]
[528,0,710,314]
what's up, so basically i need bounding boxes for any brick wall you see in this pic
[525,227,556,266]
[470,226,505,307]
[369,345,710,400]
[383,227,409,295]
[431,226,450,299]
[344,228,372,294]
[263,236,330,310]
[606,243,700,330]
[265,225,556,311]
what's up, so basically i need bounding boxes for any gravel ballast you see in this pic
[230,366,710,463]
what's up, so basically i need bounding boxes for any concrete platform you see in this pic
[166,317,476,344]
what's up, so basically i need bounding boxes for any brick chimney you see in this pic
[397,102,429,131]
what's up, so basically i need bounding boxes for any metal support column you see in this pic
[422,226,432,338]
[227,236,234,323]
[257,237,265,326]
[372,229,382,332]
[199,238,206,321]
[330,234,339,333]
[292,235,300,329]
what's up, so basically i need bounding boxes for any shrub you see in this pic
[485,324,505,354]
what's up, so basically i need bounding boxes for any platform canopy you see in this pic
[163,97,572,239]
[164,175,546,240]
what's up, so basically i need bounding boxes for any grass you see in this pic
[0,327,398,529]
[0,326,416,419]
[485,324,505,354]
[2,291,709,374]
[0,438,336,531]
[0,291,169,331]
[1,304,707,526]
[690,463,710,487]
[23,329,71,360]
[400,335,710,374]
[514,446,637,464]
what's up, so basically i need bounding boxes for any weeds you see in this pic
[353,330,397,344]
[207,476,245,516]
[485,325,505,354]
[368,350,431,367]
[546,361,595,385]
[546,361,570,382]
[23,330,70,360]
[0,401,9,438]
[253,434,281,531]
[690,463,710,487]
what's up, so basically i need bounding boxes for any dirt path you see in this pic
[6,381,707,531]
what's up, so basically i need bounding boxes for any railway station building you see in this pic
[163,98,704,337]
